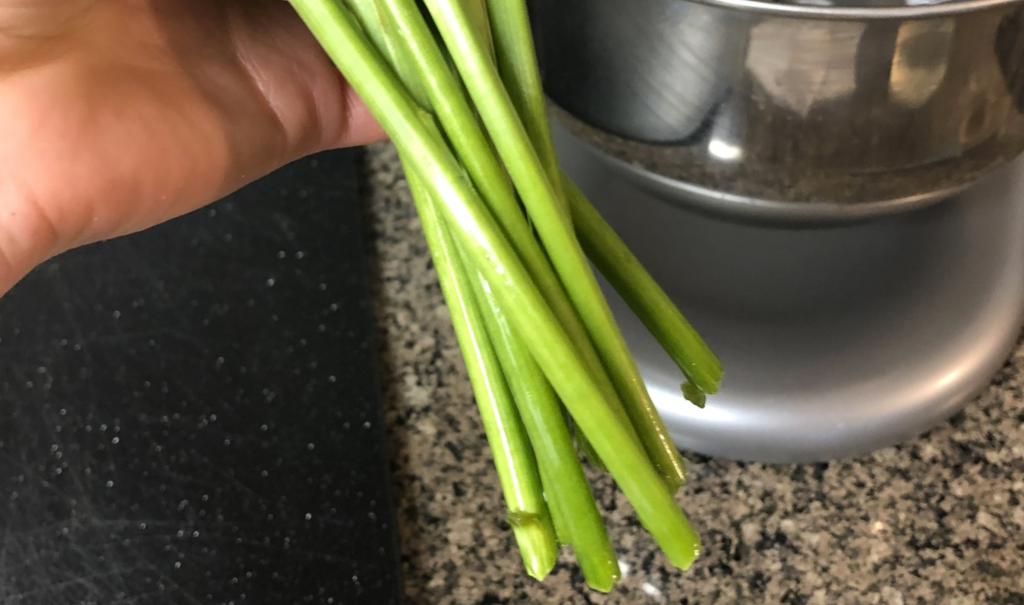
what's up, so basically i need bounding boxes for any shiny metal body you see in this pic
[557,124,1024,462]
[532,0,1024,220]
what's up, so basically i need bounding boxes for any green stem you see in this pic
[419,0,688,491]
[287,0,701,569]
[470,270,620,592]
[576,428,607,471]
[458,0,495,59]
[376,0,523,275]
[564,175,724,398]
[343,0,430,107]
[479,1,616,467]
[379,0,638,442]
[486,0,565,214]
[407,164,557,580]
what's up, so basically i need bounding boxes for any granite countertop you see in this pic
[360,142,1024,605]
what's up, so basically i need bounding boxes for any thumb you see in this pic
[0,0,98,294]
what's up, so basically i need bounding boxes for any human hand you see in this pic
[0,0,386,295]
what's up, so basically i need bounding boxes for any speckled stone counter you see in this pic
[361,142,1024,605]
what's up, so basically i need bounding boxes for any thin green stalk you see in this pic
[576,429,607,471]
[485,0,725,398]
[343,0,429,107]
[406,165,557,580]
[458,0,495,59]
[546,483,569,547]
[564,175,724,399]
[470,271,620,592]
[377,0,528,276]
[419,0,688,491]
[342,0,388,58]
[379,0,639,440]
[288,0,701,568]
[344,3,565,572]
[486,0,564,213]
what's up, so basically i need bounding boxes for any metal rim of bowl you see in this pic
[568,132,973,225]
[686,0,1024,19]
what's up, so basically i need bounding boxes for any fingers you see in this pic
[335,81,388,149]
[0,0,388,298]
[228,1,386,156]
[0,0,95,38]
[0,185,61,296]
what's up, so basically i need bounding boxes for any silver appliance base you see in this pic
[555,126,1024,463]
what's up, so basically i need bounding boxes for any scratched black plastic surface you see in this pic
[0,150,403,605]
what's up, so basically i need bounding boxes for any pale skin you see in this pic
[0,0,387,296]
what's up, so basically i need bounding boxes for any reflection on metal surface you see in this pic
[746,20,865,117]
[531,0,731,143]
[534,0,1024,218]
[995,8,1024,112]
[708,138,743,161]
[556,124,1024,462]
[889,19,955,108]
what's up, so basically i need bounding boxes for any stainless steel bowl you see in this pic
[530,0,1024,221]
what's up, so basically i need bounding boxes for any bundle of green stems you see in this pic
[288,0,723,591]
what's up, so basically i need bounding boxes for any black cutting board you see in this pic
[0,149,403,604]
